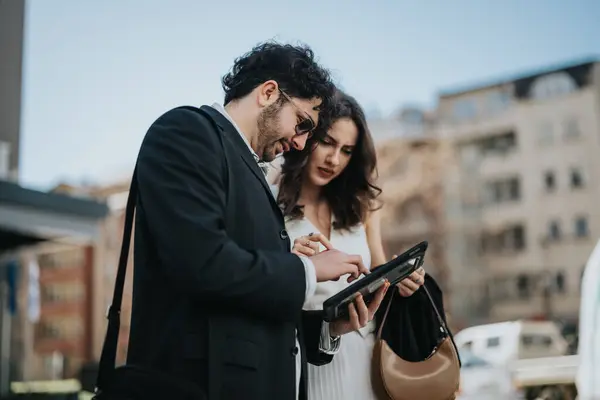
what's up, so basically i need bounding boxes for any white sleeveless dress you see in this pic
[271,186,378,400]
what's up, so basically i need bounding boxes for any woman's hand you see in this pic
[330,280,390,337]
[291,232,333,257]
[391,254,426,297]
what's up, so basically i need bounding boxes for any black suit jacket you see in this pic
[127,105,331,400]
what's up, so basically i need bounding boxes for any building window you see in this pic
[481,224,526,254]
[38,318,83,340]
[530,72,577,100]
[548,220,561,241]
[555,271,566,293]
[38,248,85,270]
[453,99,477,122]
[484,176,521,204]
[476,131,517,155]
[42,283,85,304]
[39,322,61,339]
[574,216,589,238]
[511,225,525,250]
[509,179,520,199]
[563,118,581,141]
[537,122,554,146]
[570,168,584,188]
[517,274,530,299]
[544,170,556,192]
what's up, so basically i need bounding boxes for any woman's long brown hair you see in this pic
[277,89,382,231]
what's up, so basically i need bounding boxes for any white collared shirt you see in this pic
[210,103,339,399]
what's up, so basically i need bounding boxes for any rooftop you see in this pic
[0,180,108,218]
[0,180,109,251]
[438,56,599,99]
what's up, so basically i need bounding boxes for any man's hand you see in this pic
[310,249,369,283]
[291,231,367,282]
[329,281,390,337]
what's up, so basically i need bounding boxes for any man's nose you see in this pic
[292,135,308,151]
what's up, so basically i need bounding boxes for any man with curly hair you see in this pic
[123,41,372,400]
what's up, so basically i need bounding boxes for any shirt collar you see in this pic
[210,102,260,164]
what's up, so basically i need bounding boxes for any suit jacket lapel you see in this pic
[199,106,282,215]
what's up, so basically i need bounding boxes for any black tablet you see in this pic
[322,240,428,322]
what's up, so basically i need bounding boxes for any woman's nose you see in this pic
[326,150,340,166]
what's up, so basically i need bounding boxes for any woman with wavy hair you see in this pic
[271,90,427,399]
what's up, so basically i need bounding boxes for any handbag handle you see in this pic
[95,166,138,392]
[376,284,450,340]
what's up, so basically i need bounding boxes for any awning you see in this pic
[0,179,109,252]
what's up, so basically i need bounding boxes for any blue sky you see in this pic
[19,0,600,189]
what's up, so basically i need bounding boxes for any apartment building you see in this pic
[18,244,96,380]
[5,180,129,385]
[53,181,133,365]
[371,107,466,323]
[376,134,453,293]
[369,106,437,143]
[437,59,600,326]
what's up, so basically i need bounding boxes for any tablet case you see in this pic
[322,241,428,322]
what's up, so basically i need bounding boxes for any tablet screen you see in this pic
[337,258,418,308]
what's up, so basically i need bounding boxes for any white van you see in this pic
[576,239,600,400]
[453,320,568,367]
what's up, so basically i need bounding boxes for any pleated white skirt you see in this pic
[306,327,378,400]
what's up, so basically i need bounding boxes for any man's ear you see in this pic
[257,80,279,108]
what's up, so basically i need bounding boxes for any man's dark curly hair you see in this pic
[221,41,335,111]
[277,89,382,231]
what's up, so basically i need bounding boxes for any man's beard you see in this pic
[256,102,284,162]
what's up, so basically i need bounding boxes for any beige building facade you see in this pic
[376,136,452,294]
[438,59,600,325]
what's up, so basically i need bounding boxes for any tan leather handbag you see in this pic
[372,286,460,400]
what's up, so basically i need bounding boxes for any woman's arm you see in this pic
[365,207,387,268]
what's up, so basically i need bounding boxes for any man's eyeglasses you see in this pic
[278,89,316,138]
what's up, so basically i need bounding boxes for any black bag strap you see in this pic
[95,165,138,393]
